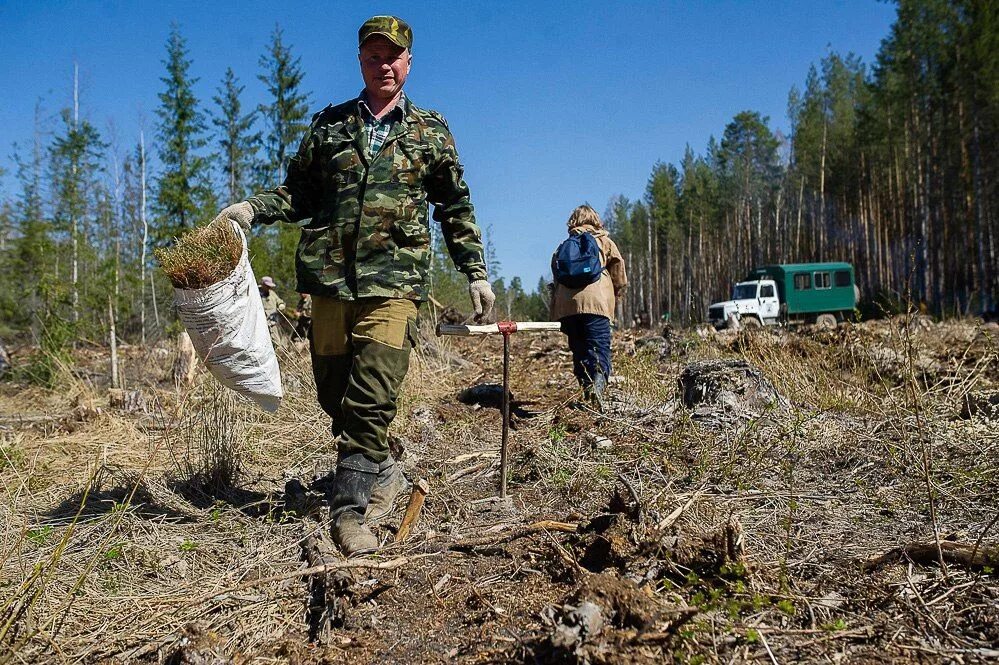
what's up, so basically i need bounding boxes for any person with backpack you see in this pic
[550,205,627,408]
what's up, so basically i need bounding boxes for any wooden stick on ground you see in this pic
[657,494,699,530]
[449,520,578,550]
[862,540,999,572]
[395,479,430,543]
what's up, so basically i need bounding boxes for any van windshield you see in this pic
[732,284,758,300]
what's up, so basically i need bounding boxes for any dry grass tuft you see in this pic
[169,384,246,495]
[155,219,242,289]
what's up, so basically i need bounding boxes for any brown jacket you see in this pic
[550,225,627,321]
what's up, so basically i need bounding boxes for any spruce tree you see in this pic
[9,127,52,332]
[155,24,215,243]
[251,26,311,292]
[212,67,260,204]
[257,25,310,183]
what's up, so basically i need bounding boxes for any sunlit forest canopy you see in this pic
[0,0,994,344]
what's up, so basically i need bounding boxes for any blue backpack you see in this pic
[552,232,603,288]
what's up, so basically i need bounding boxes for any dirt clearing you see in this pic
[2,317,998,663]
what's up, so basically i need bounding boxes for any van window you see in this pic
[760,284,775,298]
[815,272,831,289]
[793,273,811,290]
[834,270,851,287]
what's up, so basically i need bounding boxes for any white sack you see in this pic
[172,221,283,412]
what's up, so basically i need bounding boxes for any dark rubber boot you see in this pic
[365,459,408,522]
[591,373,607,412]
[328,455,379,556]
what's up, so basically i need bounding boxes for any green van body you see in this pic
[746,263,856,316]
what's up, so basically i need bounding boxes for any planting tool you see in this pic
[437,321,562,498]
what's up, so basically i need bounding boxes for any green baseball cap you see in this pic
[358,15,413,49]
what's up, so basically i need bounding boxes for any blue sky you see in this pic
[0,1,897,286]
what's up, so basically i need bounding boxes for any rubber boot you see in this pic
[328,454,379,556]
[365,458,408,523]
[570,377,593,411]
[591,372,607,412]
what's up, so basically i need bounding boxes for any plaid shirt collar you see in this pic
[357,92,407,156]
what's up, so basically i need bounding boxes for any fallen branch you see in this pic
[862,540,999,572]
[446,462,490,483]
[449,520,578,551]
[300,534,332,569]
[233,556,414,589]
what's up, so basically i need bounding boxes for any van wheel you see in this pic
[816,314,837,330]
[742,316,762,329]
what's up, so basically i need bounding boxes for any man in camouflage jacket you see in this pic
[211,16,495,554]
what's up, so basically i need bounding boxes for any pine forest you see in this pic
[1,4,996,348]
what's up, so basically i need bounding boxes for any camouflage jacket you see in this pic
[247,94,486,301]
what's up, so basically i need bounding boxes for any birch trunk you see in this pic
[140,130,149,344]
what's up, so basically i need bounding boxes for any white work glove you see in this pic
[468,279,495,322]
[211,201,254,232]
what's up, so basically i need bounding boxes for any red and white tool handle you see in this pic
[436,321,562,336]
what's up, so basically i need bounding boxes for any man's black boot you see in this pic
[328,454,379,555]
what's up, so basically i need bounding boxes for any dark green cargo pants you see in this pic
[310,296,419,466]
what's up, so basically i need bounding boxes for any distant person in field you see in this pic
[208,16,494,555]
[550,205,627,409]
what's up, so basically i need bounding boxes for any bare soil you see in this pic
[2,316,998,663]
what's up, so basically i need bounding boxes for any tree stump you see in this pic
[0,341,9,379]
[108,388,148,413]
[961,390,999,420]
[635,335,668,357]
[678,359,788,423]
[173,331,198,388]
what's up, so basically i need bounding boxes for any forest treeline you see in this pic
[0,22,544,349]
[0,25,322,347]
[610,0,997,325]
[0,1,994,356]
